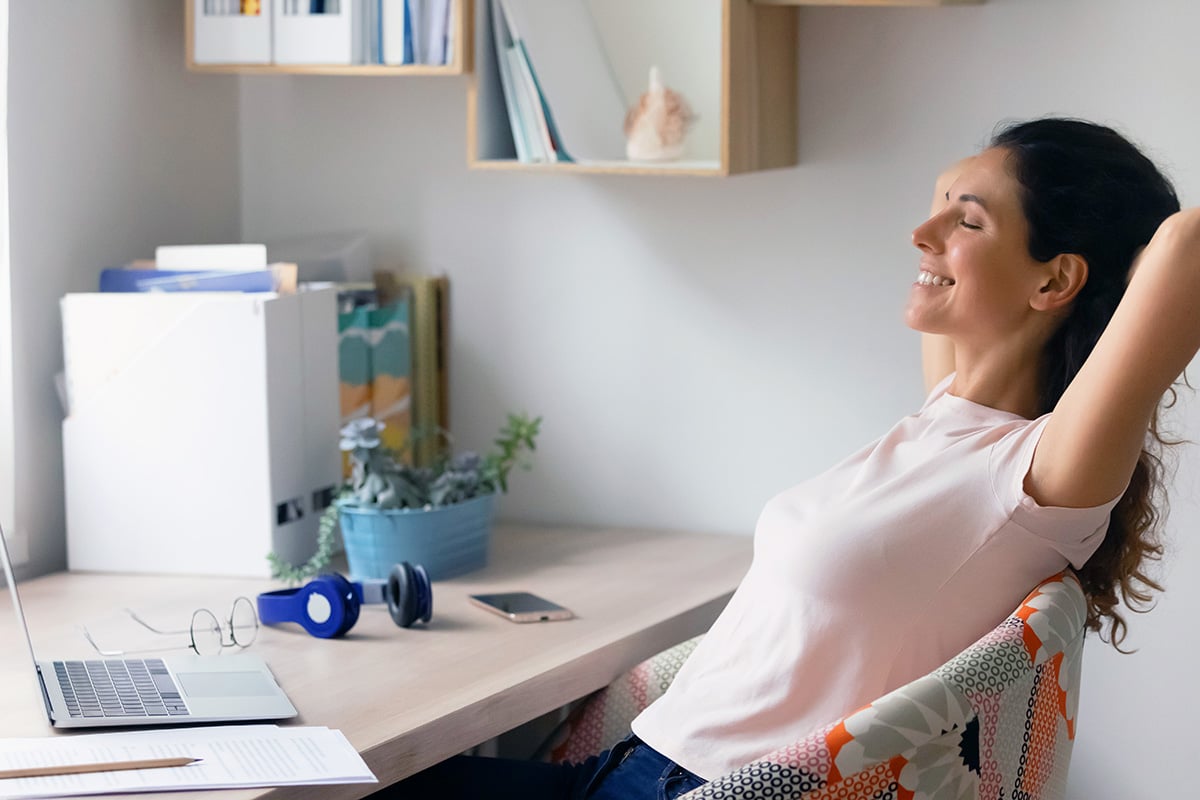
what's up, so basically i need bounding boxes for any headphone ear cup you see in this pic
[257,572,360,639]
[323,573,361,637]
[386,562,433,627]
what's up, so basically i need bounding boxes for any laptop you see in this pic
[1,522,297,728]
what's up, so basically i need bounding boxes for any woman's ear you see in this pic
[1032,253,1088,311]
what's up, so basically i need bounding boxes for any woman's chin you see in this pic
[903,304,928,332]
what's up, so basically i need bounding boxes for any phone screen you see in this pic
[468,591,574,622]
[470,592,567,614]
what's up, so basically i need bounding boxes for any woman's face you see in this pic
[906,148,1048,343]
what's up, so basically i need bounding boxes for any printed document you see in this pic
[0,725,376,799]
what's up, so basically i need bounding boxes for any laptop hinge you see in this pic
[35,664,57,721]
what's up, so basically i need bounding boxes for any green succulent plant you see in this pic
[267,412,541,583]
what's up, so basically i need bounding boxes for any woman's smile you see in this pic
[915,269,955,287]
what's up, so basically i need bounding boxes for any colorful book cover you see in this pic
[406,276,449,468]
[338,303,373,478]
[369,299,413,463]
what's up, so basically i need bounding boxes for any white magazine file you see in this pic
[192,2,272,65]
[61,287,340,577]
[272,0,360,65]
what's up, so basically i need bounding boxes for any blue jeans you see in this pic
[387,735,706,800]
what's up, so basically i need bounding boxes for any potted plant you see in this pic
[268,413,541,583]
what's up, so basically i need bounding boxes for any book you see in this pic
[498,0,627,163]
[507,43,559,162]
[384,273,448,468]
[407,0,427,63]
[337,278,413,471]
[155,243,267,271]
[98,263,297,294]
[490,0,531,162]
[382,0,413,65]
[134,268,279,293]
[493,0,573,162]
[425,0,451,65]
[338,300,374,427]
[369,297,413,459]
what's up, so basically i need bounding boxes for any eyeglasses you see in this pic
[82,597,259,657]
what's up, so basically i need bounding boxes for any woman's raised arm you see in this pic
[1030,207,1200,508]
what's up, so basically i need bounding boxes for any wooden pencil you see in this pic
[0,756,201,780]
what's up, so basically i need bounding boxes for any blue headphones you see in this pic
[256,562,432,639]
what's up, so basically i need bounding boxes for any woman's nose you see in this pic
[911,214,943,253]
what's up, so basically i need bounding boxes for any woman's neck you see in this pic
[948,346,1045,419]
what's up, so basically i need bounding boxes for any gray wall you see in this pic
[5,0,241,577]
[237,0,1200,794]
[4,0,1198,793]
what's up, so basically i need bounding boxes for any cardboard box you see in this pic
[61,286,340,577]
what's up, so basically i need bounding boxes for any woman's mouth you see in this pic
[915,270,955,287]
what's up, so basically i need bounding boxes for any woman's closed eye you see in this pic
[959,219,983,230]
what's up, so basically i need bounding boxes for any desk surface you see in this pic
[1,524,752,799]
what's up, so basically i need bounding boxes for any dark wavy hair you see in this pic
[990,118,1181,650]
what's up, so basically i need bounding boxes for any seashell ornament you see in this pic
[624,66,694,162]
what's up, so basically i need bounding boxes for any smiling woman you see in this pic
[389,117,1200,800]
[912,119,1188,650]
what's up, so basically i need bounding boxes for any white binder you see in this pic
[272,0,361,65]
[61,287,340,577]
[192,1,273,65]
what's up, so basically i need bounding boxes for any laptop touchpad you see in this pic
[176,671,276,698]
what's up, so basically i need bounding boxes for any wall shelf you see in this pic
[186,62,467,76]
[754,0,981,5]
[185,0,473,76]
[467,0,980,176]
[185,0,982,176]
[468,0,798,177]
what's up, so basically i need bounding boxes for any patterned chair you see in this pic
[549,571,1088,800]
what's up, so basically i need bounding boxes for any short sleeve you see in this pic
[989,414,1120,568]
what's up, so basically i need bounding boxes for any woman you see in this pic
[393,118,1198,800]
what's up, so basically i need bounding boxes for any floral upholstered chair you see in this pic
[548,571,1088,800]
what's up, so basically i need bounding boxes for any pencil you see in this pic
[0,756,202,780]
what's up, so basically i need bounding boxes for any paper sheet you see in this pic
[0,725,376,799]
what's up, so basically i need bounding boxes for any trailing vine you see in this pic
[266,502,341,585]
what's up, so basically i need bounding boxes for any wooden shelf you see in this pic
[187,62,467,76]
[184,0,982,176]
[185,0,473,76]
[754,0,981,5]
[470,159,727,178]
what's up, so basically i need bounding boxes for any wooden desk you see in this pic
[0,525,751,799]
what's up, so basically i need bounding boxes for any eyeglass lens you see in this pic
[190,608,224,656]
[188,598,259,656]
[229,596,259,647]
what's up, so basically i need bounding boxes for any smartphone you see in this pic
[468,591,575,623]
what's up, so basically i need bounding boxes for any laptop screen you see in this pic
[0,521,44,676]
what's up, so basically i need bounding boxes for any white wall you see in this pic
[5,0,241,577]
[2,0,1195,791]
[237,0,1200,793]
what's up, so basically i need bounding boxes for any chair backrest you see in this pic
[932,570,1088,799]
[679,571,1089,800]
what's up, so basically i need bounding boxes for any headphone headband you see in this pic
[257,563,431,639]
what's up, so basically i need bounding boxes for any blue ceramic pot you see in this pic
[338,493,496,581]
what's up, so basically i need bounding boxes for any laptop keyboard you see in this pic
[52,658,190,718]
